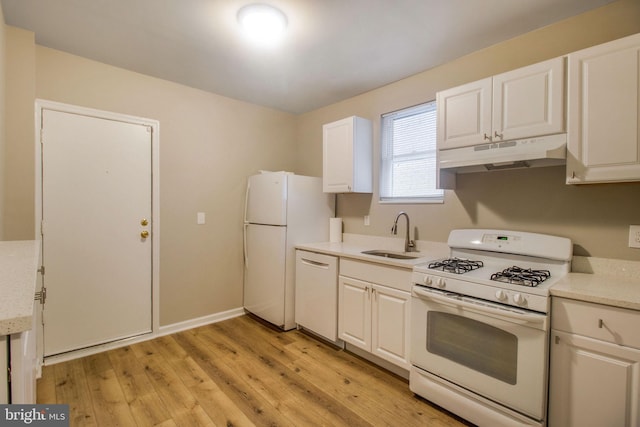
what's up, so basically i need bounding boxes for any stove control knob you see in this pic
[495,290,507,301]
[435,278,446,288]
[513,293,527,306]
[423,276,433,286]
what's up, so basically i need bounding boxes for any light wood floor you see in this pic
[37,315,473,426]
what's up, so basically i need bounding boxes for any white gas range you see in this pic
[410,229,572,427]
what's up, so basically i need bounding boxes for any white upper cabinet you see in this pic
[437,78,492,149]
[322,116,373,193]
[438,57,565,150]
[566,33,640,184]
[436,78,492,149]
[493,58,565,142]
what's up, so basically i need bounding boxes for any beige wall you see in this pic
[4,27,35,240]
[296,0,640,261]
[0,5,5,240]
[7,39,297,326]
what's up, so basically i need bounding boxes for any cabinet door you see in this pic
[493,57,565,142]
[371,285,410,369]
[338,276,371,351]
[322,117,372,193]
[323,117,354,192]
[567,33,640,184]
[549,330,640,427]
[437,77,492,149]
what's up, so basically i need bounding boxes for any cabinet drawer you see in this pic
[552,298,640,349]
[340,259,412,292]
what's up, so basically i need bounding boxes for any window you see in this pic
[380,101,443,203]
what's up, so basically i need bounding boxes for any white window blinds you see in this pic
[380,101,443,202]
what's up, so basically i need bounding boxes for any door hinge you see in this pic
[40,129,44,145]
[38,266,45,275]
[35,287,46,304]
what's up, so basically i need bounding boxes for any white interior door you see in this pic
[41,108,152,356]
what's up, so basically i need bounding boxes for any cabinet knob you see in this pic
[483,133,492,141]
[494,131,503,139]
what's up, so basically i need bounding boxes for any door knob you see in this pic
[140,230,150,238]
[140,218,149,226]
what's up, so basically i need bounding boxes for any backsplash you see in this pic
[572,256,640,279]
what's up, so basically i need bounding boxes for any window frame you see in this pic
[379,100,444,204]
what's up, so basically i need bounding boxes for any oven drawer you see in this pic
[552,297,640,349]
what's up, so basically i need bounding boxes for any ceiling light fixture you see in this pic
[237,3,288,45]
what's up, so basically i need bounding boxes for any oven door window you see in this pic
[427,311,517,385]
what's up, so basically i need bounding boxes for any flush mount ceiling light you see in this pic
[237,3,288,45]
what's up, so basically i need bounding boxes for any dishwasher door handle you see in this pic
[300,258,330,269]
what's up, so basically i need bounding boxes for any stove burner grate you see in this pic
[429,258,484,274]
[490,266,551,287]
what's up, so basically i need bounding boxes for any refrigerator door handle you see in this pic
[243,223,249,268]
[243,181,250,223]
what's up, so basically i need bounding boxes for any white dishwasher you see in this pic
[295,250,339,342]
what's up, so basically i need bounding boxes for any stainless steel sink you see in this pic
[361,249,420,260]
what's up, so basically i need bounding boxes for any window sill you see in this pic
[379,198,444,205]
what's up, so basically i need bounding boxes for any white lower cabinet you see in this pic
[338,261,411,370]
[549,298,640,427]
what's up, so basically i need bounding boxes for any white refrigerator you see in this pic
[243,171,335,330]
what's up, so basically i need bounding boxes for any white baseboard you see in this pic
[157,307,245,336]
[43,307,245,366]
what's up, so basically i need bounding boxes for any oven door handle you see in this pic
[413,287,546,325]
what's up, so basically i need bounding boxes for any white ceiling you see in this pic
[1,0,614,114]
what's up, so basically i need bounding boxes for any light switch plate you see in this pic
[364,215,370,226]
[197,212,206,225]
[629,225,640,248]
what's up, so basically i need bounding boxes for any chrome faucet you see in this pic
[391,211,416,253]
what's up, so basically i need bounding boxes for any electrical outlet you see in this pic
[629,225,640,249]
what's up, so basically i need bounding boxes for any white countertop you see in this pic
[296,233,450,270]
[552,273,640,311]
[299,235,640,311]
[551,255,640,311]
[0,241,41,335]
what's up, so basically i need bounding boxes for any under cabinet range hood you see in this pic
[438,133,566,188]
